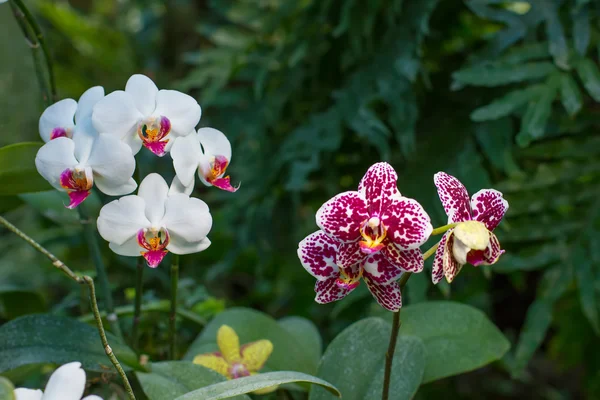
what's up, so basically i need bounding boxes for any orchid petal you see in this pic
[383,196,433,250]
[125,74,159,116]
[35,137,78,190]
[168,236,211,254]
[94,177,137,197]
[297,230,340,281]
[483,231,504,265]
[197,128,231,161]
[193,353,231,379]
[169,175,195,196]
[92,91,143,141]
[314,277,353,304]
[431,232,450,284]
[87,134,136,190]
[381,244,424,273]
[97,196,150,245]
[171,133,201,187]
[241,340,273,372]
[337,241,365,269]
[470,189,509,231]
[137,173,169,225]
[76,86,105,124]
[82,396,104,400]
[316,191,369,242]
[217,325,242,363]
[163,194,212,243]
[109,236,142,257]
[364,277,402,312]
[13,389,44,400]
[42,362,86,400]
[443,233,462,283]
[363,253,403,285]
[39,99,76,142]
[434,172,472,223]
[72,123,97,163]
[154,90,201,136]
[358,162,401,216]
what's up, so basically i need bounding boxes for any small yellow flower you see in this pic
[193,325,276,394]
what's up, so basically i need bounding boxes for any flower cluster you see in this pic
[35,74,237,267]
[298,164,509,311]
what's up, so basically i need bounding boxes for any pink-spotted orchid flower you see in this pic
[171,127,238,192]
[92,74,201,157]
[316,162,432,274]
[97,173,212,268]
[298,230,409,311]
[39,86,104,142]
[432,172,509,284]
[14,362,103,400]
[193,325,276,394]
[35,129,136,209]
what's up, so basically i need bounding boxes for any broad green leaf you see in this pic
[511,300,553,376]
[0,143,51,195]
[184,308,319,375]
[576,58,600,101]
[541,1,569,69]
[516,77,559,146]
[399,302,510,383]
[0,285,46,319]
[475,118,520,176]
[0,196,22,213]
[136,361,249,400]
[559,74,583,116]
[0,377,15,400]
[572,6,590,56]
[452,62,556,89]
[0,315,141,373]
[277,317,322,368]
[573,246,600,334]
[470,85,543,122]
[176,371,341,400]
[19,190,102,225]
[310,318,425,400]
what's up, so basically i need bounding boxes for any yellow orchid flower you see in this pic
[193,325,276,394]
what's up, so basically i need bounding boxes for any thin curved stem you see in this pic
[0,215,136,399]
[78,203,124,339]
[169,254,180,359]
[381,241,440,399]
[132,257,145,351]
[431,222,458,236]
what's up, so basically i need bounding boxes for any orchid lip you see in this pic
[50,127,70,140]
[229,363,250,379]
[59,167,93,208]
[207,155,239,192]
[359,218,387,254]
[137,228,170,268]
[138,116,171,156]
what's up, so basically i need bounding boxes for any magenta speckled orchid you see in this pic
[298,230,408,311]
[315,162,432,272]
[431,172,509,284]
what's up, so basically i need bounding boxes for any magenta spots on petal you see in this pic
[470,189,509,231]
[297,231,339,279]
[364,277,402,311]
[316,191,369,242]
[315,278,353,304]
[434,172,472,223]
[358,162,400,217]
[382,197,432,250]
[66,190,91,209]
[50,127,68,140]
[363,252,404,285]
[335,278,360,291]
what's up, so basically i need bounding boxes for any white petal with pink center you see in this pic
[97,173,212,268]
[171,127,238,192]
[35,129,136,208]
[14,362,103,400]
[92,74,201,156]
[39,87,104,142]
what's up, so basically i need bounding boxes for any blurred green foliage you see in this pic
[1,0,600,398]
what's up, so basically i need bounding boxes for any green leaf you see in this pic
[572,6,590,56]
[176,371,341,400]
[310,318,425,400]
[0,143,51,195]
[470,85,543,121]
[184,308,319,375]
[576,58,600,101]
[541,1,570,69]
[0,377,15,400]
[399,301,510,383]
[516,77,559,146]
[0,285,46,319]
[452,62,556,89]
[18,190,101,225]
[0,315,141,373]
[512,300,553,376]
[559,74,583,116]
[0,196,22,213]
[277,317,322,368]
[573,246,600,334]
[136,361,249,400]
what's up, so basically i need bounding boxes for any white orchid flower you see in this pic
[92,74,201,157]
[97,173,212,268]
[35,128,137,209]
[39,86,104,142]
[14,362,102,400]
[171,127,238,193]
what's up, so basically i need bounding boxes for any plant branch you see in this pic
[381,240,440,400]
[169,254,180,359]
[0,215,136,399]
[132,257,144,351]
[430,222,458,236]
[78,203,123,339]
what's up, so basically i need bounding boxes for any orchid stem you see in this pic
[132,257,144,351]
[381,241,439,400]
[10,0,57,104]
[431,222,458,236]
[0,215,136,400]
[169,254,180,360]
[78,203,124,339]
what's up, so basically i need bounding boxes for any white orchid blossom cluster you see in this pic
[35,74,237,267]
